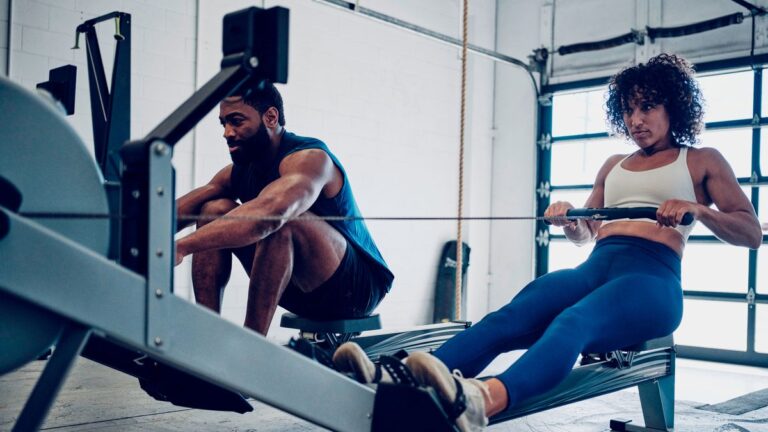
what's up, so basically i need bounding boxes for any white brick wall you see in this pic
[7,0,198,299]
[488,1,542,311]
[0,0,10,74]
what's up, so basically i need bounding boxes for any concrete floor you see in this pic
[2,355,768,431]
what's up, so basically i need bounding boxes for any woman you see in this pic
[333,53,762,431]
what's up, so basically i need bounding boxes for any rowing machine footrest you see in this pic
[287,337,337,370]
[82,337,253,413]
[139,360,253,414]
[280,312,382,334]
[372,383,459,432]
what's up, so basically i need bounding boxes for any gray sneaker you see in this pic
[332,342,392,384]
[406,351,490,432]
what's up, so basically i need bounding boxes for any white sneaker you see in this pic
[332,342,392,384]
[406,351,489,432]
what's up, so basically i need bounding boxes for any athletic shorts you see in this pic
[279,244,391,320]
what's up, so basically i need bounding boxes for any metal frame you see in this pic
[11,323,92,432]
[0,210,377,431]
[490,344,675,431]
[537,55,768,368]
[75,11,131,261]
[313,0,530,70]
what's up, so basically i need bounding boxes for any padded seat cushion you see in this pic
[622,334,674,352]
[280,312,382,333]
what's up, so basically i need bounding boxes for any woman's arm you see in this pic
[546,154,625,246]
[658,148,761,249]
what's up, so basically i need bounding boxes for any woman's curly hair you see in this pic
[606,53,704,147]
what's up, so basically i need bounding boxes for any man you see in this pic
[175,80,393,335]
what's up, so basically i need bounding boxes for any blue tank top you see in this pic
[230,131,394,288]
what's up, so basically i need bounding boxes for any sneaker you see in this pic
[406,351,489,432]
[332,342,392,384]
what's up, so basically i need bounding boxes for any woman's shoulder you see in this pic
[603,153,630,168]
[595,153,631,182]
[686,146,734,179]
[686,146,727,164]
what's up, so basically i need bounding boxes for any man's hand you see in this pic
[175,241,188,266]
[657,199,701,227]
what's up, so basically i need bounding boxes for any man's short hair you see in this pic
[234,79,286,126]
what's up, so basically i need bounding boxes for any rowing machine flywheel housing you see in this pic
[0,76,110,373]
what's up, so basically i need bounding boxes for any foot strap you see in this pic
[287,337,336,371]
[442,376,467,421]
[379,355,419,386]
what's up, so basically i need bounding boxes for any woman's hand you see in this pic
[545,201,576,227]
[657,199,701,227]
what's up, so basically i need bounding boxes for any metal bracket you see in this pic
[528,47,549,73]
[606,350,636,369]
[537,133,552,150]
[536,181,551,199]
[747,287,756,306]
[146,140,174,351]
[537,93,553,107]
[536,230,550,247]
[755,12,768,49]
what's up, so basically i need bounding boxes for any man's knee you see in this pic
[269,212,323,246]
[279,211,335,241]
[262,220,294,245]
[198,199,238,227]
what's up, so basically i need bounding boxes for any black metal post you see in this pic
[79,12,131,261]
[12,323,91,432]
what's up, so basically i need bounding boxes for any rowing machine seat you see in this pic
[281,312,381,350]
[580,335,674,369]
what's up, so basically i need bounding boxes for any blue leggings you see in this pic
[433,235,683,409]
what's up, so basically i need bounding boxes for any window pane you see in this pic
[760,186,768,225]
[676,299,746,350]
[552,88,608,136]
[756,243,768,296]
[548,239,594,272]
[682,243,748,294]
[698,70,753,123]
[550,137,630,185]
[756,304,768,353]
[698,128,752,178]
[762,67,768,116]
[549,189,592,209]
[689,186,752,236]
[760,128,768,174]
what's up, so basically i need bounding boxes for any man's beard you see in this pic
[229,124,271,165]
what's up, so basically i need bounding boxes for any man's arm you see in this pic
[176,165,234,232]
[175,149,337,263]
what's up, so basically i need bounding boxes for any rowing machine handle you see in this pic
[562,207,694,226]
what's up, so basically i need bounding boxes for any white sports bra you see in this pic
[603,147,698,241]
